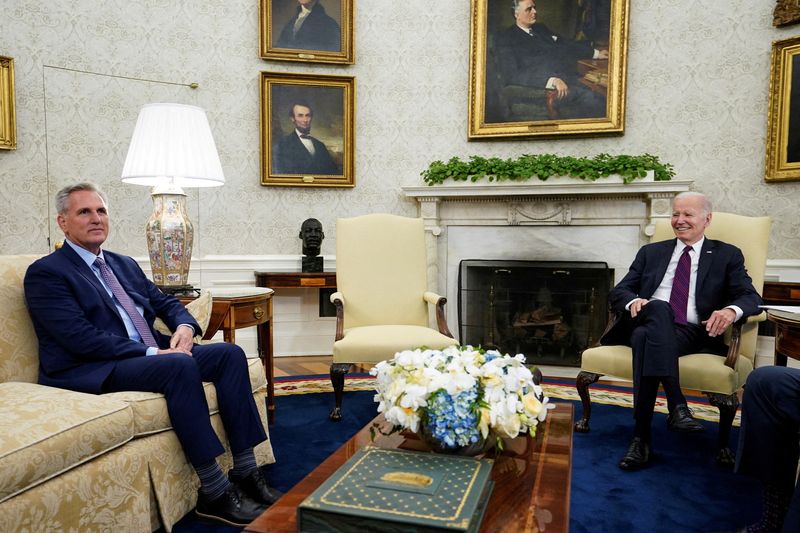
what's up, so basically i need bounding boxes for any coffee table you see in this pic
[245,402,573,533]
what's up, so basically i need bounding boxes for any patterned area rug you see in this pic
[273,373,740,425]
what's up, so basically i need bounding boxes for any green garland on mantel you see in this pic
[420,153,675,186]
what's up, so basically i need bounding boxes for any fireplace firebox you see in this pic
[458,260,613,367]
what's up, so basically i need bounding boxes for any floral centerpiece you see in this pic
[371,345,553,454]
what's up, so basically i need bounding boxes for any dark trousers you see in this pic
[736,366,800,533]
[630,300,707,435]
[104,343,267,466]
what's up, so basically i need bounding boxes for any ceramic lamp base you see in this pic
[146,187,194,287]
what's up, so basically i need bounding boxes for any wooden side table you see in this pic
[182,287,276,423]
[767,309,800,367]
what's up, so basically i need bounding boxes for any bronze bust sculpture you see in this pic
[299,218,324,272]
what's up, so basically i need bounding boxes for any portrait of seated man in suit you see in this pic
[491,0,608,120]
[275,0,341,52]
[272,101,340,176]
[24,183,283,527]
[601,192,762,472]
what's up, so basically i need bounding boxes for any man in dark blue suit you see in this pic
[276,0,340,52]
[602,192,762,470]
[272,102,339,176]
[728,365,800,533]
[495,0,607,119]
[24,183,281,526]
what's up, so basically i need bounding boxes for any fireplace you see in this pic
[458,260,612,366]
[401,176,691,368]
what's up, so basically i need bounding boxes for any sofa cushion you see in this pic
[0,255,43,384]
[102,357,267,437]
[153,289,213,341]
[0,382,134,503]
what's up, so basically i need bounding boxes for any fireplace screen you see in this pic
[458,260,612,367]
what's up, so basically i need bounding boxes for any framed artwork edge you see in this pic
[260,71,356,188]
[0,55,17,150]
[467,0,630,140]
[765,35,800,182]
[259,0,355,65]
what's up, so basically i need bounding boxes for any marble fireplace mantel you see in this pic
[402,178,694,341]
[402,178,693,237]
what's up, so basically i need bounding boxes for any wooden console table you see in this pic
[254,271,336,291]
[181,287,276,423]
[253,272,337,388]
[767,309,800,367]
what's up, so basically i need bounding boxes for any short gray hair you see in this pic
[55,183,108,214]
[672,191,712,215]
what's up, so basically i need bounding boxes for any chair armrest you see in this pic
[723,322,744,370]
[423,291,454,339]
[331,292,345,341]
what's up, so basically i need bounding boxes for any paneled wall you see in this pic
[1,2,799,360]
[0,1,799,260]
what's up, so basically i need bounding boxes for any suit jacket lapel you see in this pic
[696,239,715,295]
[103,252,155,314]
[59,244,121,317]
[649,239,675,296]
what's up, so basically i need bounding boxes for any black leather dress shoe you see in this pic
[230,468,284,506]
[618,437,651,471]
[195,485,266,527]
[667,404,705,432]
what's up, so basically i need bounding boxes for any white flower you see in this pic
[372,345,551,442]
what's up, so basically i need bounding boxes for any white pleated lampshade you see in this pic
[121,103,225,188]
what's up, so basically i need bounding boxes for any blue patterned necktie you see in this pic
[94,257,158,347]
[669,246,692,325]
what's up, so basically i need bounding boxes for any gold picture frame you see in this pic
[260,71,355,187]
[765,36,800,182]
[0,56,16,150]
[468,0,630,140]
[259,0,354,65]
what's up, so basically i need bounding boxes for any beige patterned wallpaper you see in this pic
[0,0,798,259]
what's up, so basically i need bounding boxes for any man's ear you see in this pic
[56,214,66,232]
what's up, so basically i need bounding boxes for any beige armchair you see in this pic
[575,212,771,464]
[329,214,457,420]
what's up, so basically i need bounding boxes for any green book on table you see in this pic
[297,446,494,533]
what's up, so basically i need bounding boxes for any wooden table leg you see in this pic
[258,318,275,424]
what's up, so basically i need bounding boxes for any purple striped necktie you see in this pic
[669,246,692,325]
[94,257,158,347]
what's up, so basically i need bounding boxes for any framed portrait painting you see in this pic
[468,0,630,140]
[0,56,16,150]
[766,36,800,182]
[259,0,354,65]
[260,71,355,187]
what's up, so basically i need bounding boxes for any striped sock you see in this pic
[230,447,258,479]
[195,461,231,500]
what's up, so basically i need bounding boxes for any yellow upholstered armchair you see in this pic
[575,212,771,464]
[329,214,457,420]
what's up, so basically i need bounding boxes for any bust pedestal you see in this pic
[302,256,323,272]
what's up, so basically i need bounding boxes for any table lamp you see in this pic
[121,103,224,291]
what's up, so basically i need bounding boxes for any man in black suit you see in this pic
[276,0,340,52]
[495,0,607,119]
[727,365,800,533]
[602,191,762,470]
[273,102,339,175]
[24,183,282,526]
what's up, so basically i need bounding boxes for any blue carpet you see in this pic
[170,390,760,533]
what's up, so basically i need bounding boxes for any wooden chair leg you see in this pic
[329,363,351,421]
[575,371,602,433]
[706,391,738,467]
